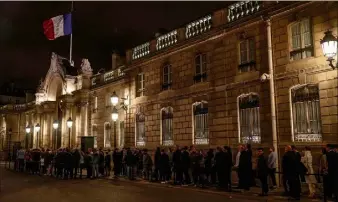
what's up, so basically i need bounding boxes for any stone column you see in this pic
[62,104,72,148]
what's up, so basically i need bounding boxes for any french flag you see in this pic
[43,13,72,40]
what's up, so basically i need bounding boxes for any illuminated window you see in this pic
[135,113,145,146]
[136,73,145,97]
[193,101,209,145]
[291,84,321,142]
[161,107,173,146]
[238,93,261,144]
[104,122,111,148]
[289,18,313,61]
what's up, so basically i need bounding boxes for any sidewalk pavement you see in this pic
[102,176,323,202]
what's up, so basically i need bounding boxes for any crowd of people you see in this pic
[12,143,338,201]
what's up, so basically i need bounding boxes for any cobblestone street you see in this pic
[0,165,322,202]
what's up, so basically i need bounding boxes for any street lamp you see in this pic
[111,91,119,106]
[53,120,59,149]
[111,107,118,148]
[321,30,337,69]
[35,123,40,148]
[67,117,73,148]
[25,126,31,149]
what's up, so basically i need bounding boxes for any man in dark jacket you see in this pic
[172,145,182,185]
[215,147,226,189]
[113,148,122,178]
[190,147,201,186]
[159,149,170,183]
[72,149,81,179]
[256,148,268,196]
[142,149,153,181]
[326,144,338,200]
[181,146,191,185]
[239,145,251,191]
[154,147,161,181]
[282,145,301,200]
[224,146,233,191]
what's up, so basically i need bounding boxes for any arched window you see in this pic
[238,93,261,143]
[161,107,173,146]
[290,84,321,142]
[193,101,209,145]
[104,122,111,148]
[135,113,145,146]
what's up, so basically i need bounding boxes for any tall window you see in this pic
[119,121,125,147]
[162,64,172,90]
[291,84,321,142]
[161,107,173,146]
[104,122,111,148]
[93,96,98,113]
[238,93,261,144]
[136,73,145,97]
[105,95,111,107]
[136,113,145,146]
[239,38,255,72]
[194,53,207,83]
[193,101,209,145]
[92,124,98,148]
[289,18,313,61]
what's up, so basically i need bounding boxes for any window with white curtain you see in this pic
[193,101,209,145]
[161,107,173,146]
[289,18,313,61]
[238,93,261,144]
[136,113,145,146]
[291,84,321,142]
[119,121,125,147]
[136,73,145,97]
[104,122,111,148]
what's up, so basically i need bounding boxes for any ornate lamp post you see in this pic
[53,120,59,149]
[321,30,337,69]
[66,117,73,148]
[110,91,128,148]
[25,126,31,149]
[35,123,40,148]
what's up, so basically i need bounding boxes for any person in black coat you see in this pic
[215,147,226,189]
[172,145,182,185]
[104,150,111,177]
[204,149,214,184]
[224,146,233,191]
[72,149,81,179]
[159,149,170,183]
[181,146,191,185]
[154,147,161,181]
[256,148,268,196]
[282,145,301,200]
[113,148,122,178]
[239,145,251,191]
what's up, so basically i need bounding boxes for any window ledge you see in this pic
[234,70,259,83]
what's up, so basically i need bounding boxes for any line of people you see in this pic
[13,143,337,200]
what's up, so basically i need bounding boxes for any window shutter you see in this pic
[291,22,301,50]
[302,19,312,47]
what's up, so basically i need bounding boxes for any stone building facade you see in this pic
[1,1,337,160]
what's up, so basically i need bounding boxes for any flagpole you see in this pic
[69,1,74,66]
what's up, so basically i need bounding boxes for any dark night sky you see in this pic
[0,1,231,89]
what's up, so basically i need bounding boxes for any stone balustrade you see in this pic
[185,15,212,39]
[132,42,150,60]
[227,1,262,22]
[91,67,125,88]
[156,30,178,50]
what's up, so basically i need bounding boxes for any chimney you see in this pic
[112,52,119,70]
